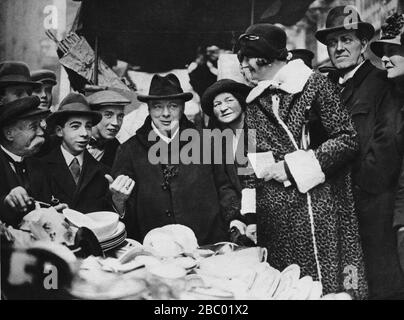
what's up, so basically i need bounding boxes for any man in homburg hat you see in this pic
[0,96,56,227]
[30,69,57,111]
[0,61,41,104]
[316,5,404,299]
[41,93,134,215]
[86,90,130,168]
[111,73,240,245]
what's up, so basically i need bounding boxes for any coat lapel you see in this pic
[0,148,20,189]
[45,147,77,199]
[75,150,100,199]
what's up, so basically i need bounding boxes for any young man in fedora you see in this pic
[111,73,240,245]
[42,93,134,215]
[0,61,41,104]
[316,5,404,299]
[86,90,130,168]
[30,69,57,111]
[0,96,58,227]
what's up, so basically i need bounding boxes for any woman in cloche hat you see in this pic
[236,23,368,298]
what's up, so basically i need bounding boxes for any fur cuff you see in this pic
[241,188,256,214]
[284,150,325,193]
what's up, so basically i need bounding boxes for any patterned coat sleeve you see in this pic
[312,75,359,175]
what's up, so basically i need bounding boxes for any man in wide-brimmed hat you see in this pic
[111,73,240,245]
[86,89,130,168]
[0,61,41,104]
[316,6,404,299]
[0,96,56,226]
[31,69,57,111]
[41,92,134,215]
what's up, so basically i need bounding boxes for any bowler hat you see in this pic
[370,13,404,58]
[137,73,193,102]
[87,90,131,109]
[0,61,42,89]
[201,79,251,117]
[0,96,49,127]
[237,24,288,61]
[290,49,315,69]
[47,93,102,127]
[31,69,57,86]
[315,6,375,45]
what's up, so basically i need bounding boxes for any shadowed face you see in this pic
[213,92,243,124]
[94,105,125,140]
[56,116,93,156]
[32,83,53,110]
[1,85,32,104]
[381,43,404,79]
[148,99,184,136]
[326,30,368,70]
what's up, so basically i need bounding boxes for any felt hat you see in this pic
[315,6,375,45]
[201,79,251,117]
[30,69,57,86]
[0,61,42,89]
[137,73,193,102]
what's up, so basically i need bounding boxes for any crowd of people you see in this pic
[2,5,404,300]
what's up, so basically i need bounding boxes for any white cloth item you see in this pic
[116,103,149,144]
[338,61,365,85]
[230,220,247,235]
[241,188,256,214]
[246,59,313,104]
[60,145,84,167]
[284,150,325,194]
[151,121,180,144]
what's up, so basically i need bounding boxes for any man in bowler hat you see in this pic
[316,5,404,299]
[111,73,240,245]
[0,61,41,104]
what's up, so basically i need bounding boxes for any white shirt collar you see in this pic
[60,145,84,167]
[151,121,180,144]
[339,61,365,85]
[1,145,23,162]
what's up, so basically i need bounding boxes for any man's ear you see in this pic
[55,125,64,138]
[2,126,14,142]
[360,38,369,55]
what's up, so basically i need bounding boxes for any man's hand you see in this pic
[263,161,288,183]
[4,187,33,213]
[105,174,135,214]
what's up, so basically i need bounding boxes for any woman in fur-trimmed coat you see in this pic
[238,24,368,299]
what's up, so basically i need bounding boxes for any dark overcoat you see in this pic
[0,148,52,227]
[111,116,240,245]
[40,147,113,214]
[331,60,404,299]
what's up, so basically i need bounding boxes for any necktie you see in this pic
[69,157,81,184]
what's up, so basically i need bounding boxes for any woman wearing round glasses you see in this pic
[237,23,367,298]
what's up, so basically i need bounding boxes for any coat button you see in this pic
[165,210,172,217]
[161,183,168,191]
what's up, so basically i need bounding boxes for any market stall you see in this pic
[1,207,352,300]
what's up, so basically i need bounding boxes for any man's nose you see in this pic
[36,125,45,136]
[336,40,345,51]
[79,126,89,136]
[162,106,171,117]
[110,115,119,125]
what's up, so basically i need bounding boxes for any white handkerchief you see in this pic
[247,151,275,179]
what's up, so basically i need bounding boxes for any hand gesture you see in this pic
[4,186,33,213]
[105,174,135,214]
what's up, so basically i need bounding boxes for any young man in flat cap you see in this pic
[111,73,240,245]
[30,69,57,111]
[0,61,41,104]
[42,93,133,215]
[0,96,55,227]
[86,90,130,168]
[316,5,404,299]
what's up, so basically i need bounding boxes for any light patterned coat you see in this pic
[243,62,368,299]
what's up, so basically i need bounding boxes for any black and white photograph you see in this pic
[1,0,404,304]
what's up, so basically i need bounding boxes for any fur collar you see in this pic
[246,59,314,104]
